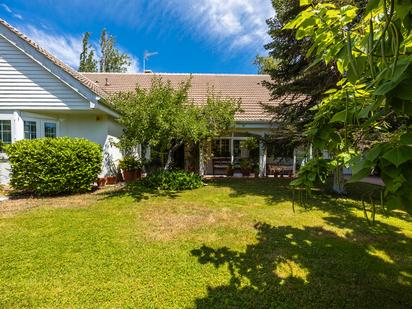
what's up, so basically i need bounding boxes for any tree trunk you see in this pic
[332,166,346,194]
[164,141,183,170]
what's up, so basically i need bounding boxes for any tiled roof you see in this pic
[0,19,108,99]
[82,73,279,122]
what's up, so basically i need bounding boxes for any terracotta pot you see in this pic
[105,176,117,185]
[241,170,250,177]
[123,170,137,182]
[98,177,106,187]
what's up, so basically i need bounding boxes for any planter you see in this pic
[241,170,251,177]
[123,170,138,182]
[98,177,106,187]
[105,176,117,185]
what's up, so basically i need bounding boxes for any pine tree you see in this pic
[78,32,97,72]
[261,0,367,142]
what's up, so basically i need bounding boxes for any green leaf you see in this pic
[347,168,371,183]
[300,0,311,6]
[382,146,412,167]
[329,110,347,123]
[365,0,381,14]
[365,144,384,162]
[400,132,412,145]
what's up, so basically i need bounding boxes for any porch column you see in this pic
[230,133,234,164]
[292,148,297,176]
[259,140,267,178]
[199,141,205,176]
[13,111,24,141]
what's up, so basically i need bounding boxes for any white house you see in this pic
[0,18,304,184]
[0,19,123,184]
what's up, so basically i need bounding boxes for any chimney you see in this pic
[144,70,153,74]
[105,78,110,86]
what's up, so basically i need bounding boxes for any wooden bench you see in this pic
[267,164,294,178]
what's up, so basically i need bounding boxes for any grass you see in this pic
[0,179,411,308]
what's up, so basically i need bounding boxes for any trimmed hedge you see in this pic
[6,137,102,195]
[143,170,203,191]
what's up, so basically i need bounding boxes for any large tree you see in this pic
[78,32,97,72]
[287,0,412,211]
[111,77,240,170]
[78,29,131,73]
[261,0,367,143]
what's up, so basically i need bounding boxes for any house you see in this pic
[83,73,294,177]
[0,19,122,184]
[0,18,299,183]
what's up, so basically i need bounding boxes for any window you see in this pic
[24,121,37,140]
[44,122,57,138]
[0,120,12,145]
[212,139,230,157]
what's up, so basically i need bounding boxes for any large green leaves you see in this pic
[382,146,412,167]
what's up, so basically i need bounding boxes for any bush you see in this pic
[143,170,203,191]
[119,156,143,171]
[6,137,102,195]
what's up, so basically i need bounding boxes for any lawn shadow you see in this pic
[191,218,412,308]
[98,182,181,203]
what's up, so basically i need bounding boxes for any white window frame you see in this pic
[22,117,60,139]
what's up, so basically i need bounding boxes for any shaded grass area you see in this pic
[0,179,411,308]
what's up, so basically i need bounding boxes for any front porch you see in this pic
[197,132,301,178]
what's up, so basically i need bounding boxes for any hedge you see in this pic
[6,137,102,195]
[143,170,203,191]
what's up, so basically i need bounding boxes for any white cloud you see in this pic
[167,0,274,52]
[1,3,24,20]
[16,24,140,72]
[126,55,140,73]
[20,25,83,69]
[1,3,11,13]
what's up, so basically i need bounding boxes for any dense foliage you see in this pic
[111,77,240,170]
[286,0,412,211]
[78,29,131,73]
[6,138,102,195]
[142,170,203,191]
[119,156,144,172]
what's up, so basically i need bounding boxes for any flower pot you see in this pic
[123,170,137,182]
[241,170,250,177]
[105,176,117,185]
[98,177,106,187]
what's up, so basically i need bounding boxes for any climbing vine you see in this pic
[287,0,412,211]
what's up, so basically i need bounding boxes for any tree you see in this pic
[99,29,131,73]
[253,55,278,74]
[110,77,240,170]
[287,0,412,211]
[79,32,98,72]
[77,29,131,73]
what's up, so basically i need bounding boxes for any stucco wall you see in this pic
[0,111,123,184]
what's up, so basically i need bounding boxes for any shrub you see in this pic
[6,137,102,195]
[119,156,143,171]
[143,170,203,191]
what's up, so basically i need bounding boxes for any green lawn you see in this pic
[0,179,411,308]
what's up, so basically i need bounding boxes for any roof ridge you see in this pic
[83,72,271,77]
[0,18,108,98]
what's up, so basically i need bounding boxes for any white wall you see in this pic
[0,36,91,111]
[0,111,124,184]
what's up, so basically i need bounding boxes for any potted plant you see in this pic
[98,177,107,187]
[240,159,251,177]
[226,163,234,176]
[119,156,143,182]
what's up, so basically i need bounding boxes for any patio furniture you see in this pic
[212,157,232,175]
[266,164,294,178]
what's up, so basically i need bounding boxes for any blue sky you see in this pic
[0,0,274,74]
